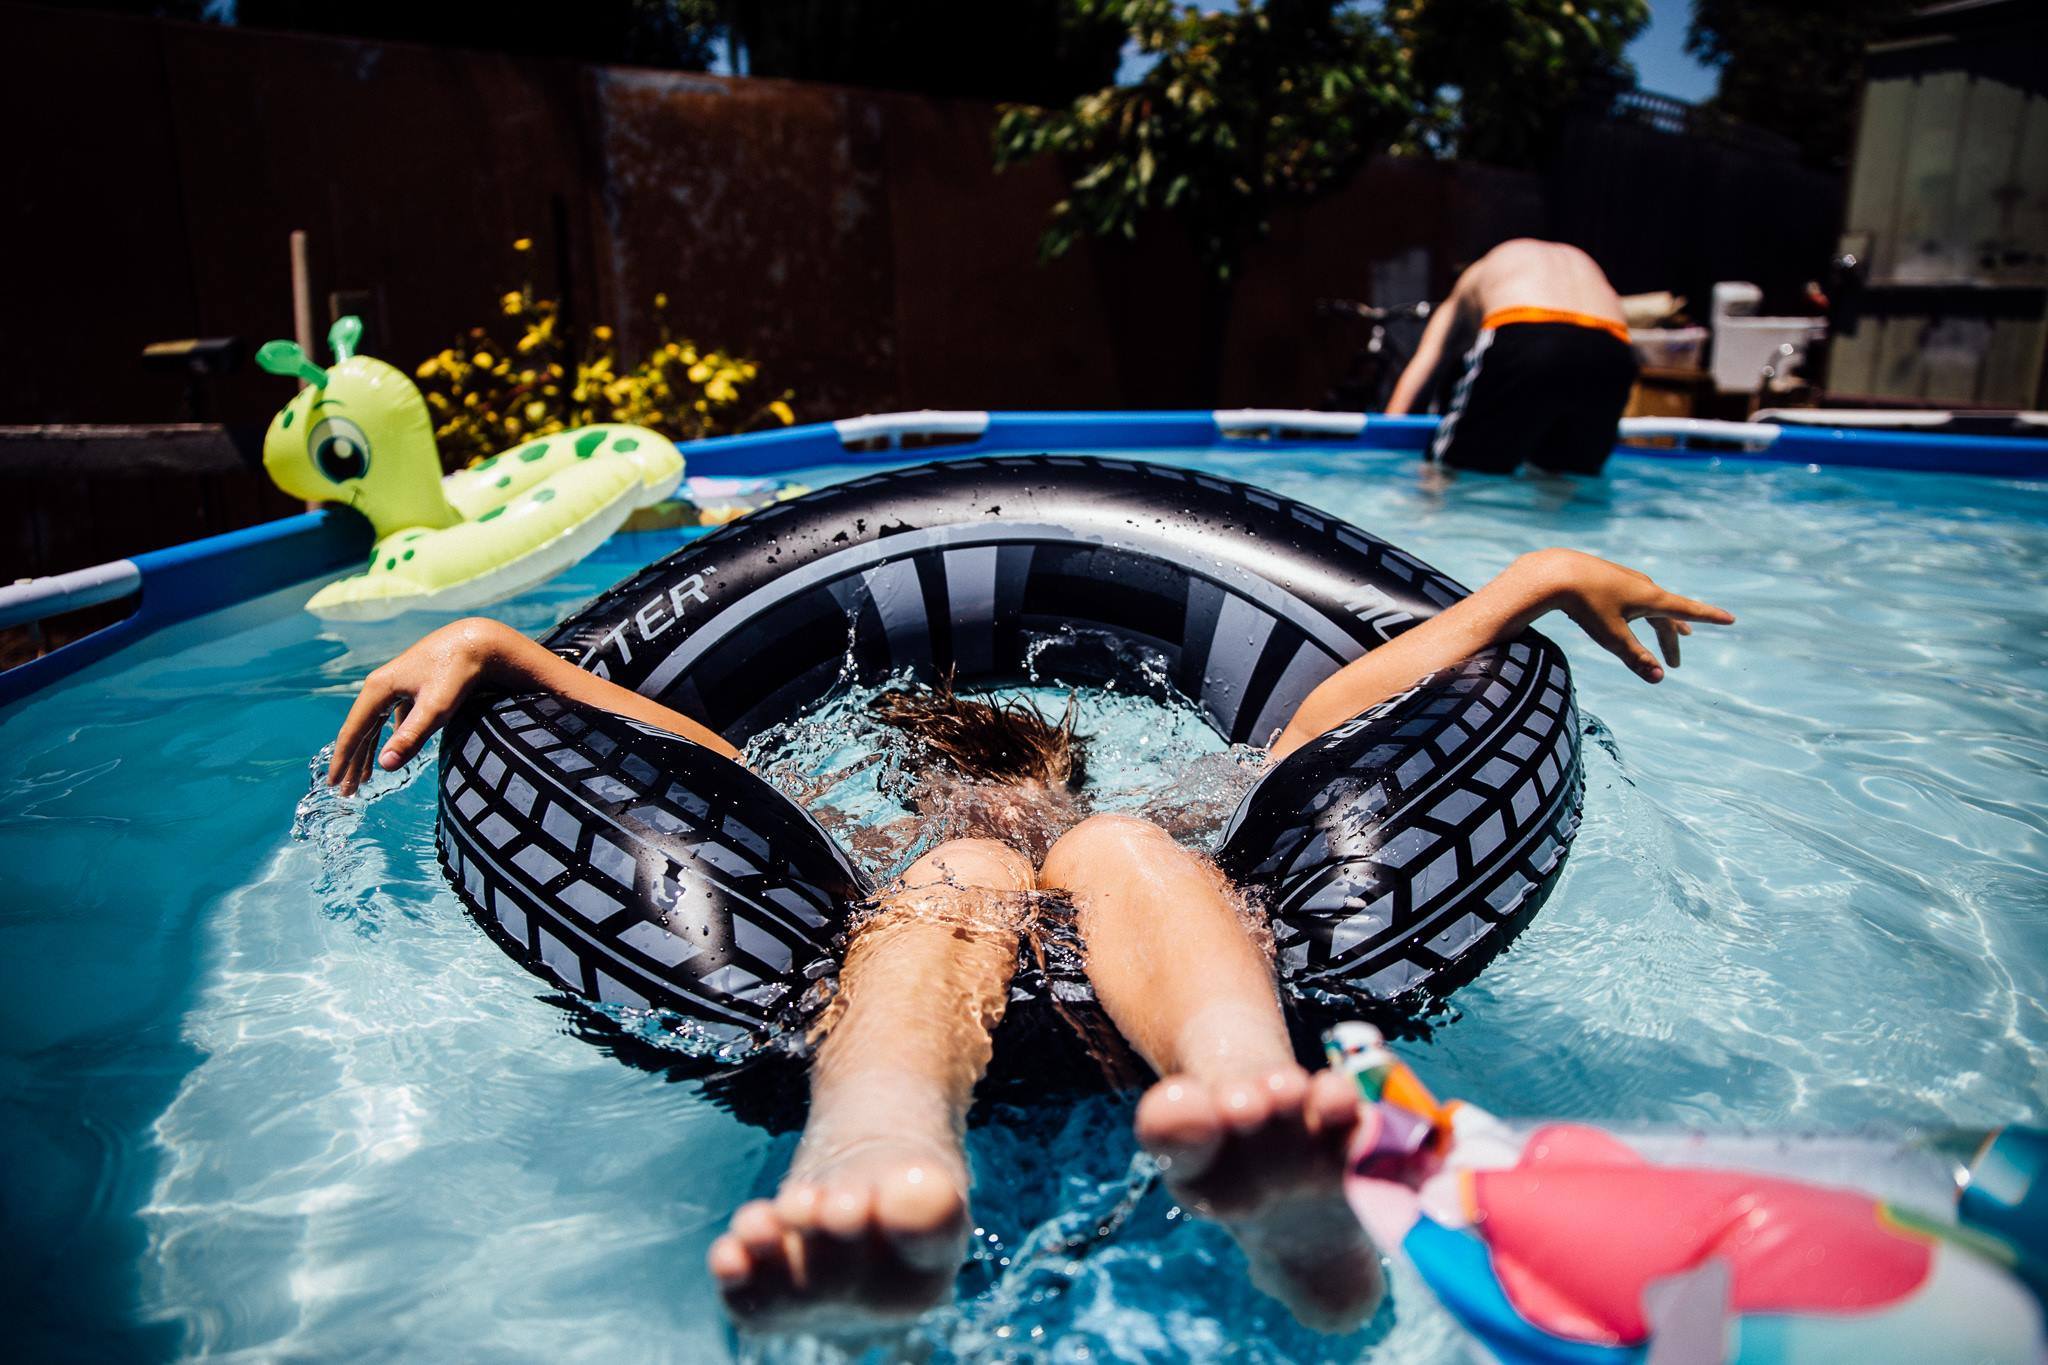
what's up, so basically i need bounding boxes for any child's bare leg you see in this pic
[708,838,1030,1331]
[1038,815,1378,1332]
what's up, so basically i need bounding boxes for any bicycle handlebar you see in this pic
[1316,298,1433,322]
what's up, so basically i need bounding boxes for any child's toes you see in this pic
[817,1182,876,1241]
[1259,1067,1310,1123]
[731,1200,788,1262]
[1306,1068,1364,1140]
[706,1233,753,1290]
[1217,1076,1276,1136]
[874,1166,968,1273]
[1136,1077,1226,1176]
[773,1179,826,1231]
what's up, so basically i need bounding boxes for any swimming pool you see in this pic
[3,444,2044,1361]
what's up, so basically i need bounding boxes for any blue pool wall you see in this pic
[4,408,2044,709]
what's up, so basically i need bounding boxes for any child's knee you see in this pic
[1040,813,1174,887]
[903,837,1036,893]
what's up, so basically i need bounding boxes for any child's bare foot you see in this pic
[1136,1064,1380,1332]
[707,1126,969,1333]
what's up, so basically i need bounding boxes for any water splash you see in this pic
[744,671,1251,883]
[289,742,436,932]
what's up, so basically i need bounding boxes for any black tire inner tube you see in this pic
[436,456,1583,1078]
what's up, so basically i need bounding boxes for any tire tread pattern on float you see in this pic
[438,692,866,1038]
[435,455,1583,1053]
[1218,636,1583,1019]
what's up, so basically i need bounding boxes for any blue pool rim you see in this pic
[3,408,2044,709]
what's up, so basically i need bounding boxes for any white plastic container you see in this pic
[1710,281,1826,394]
[1630,326,1707,370]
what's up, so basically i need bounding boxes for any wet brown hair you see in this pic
[868,672,1088,789]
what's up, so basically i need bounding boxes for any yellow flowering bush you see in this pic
[416,240,797,471]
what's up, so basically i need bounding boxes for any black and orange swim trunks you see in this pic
[1429,308,1639,476]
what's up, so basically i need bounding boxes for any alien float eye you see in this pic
[309,416,371,484]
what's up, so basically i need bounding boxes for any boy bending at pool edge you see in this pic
[326,548,1731,1333]
[1391,239,1637,477]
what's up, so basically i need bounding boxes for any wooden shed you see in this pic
[1831,0,2048,407]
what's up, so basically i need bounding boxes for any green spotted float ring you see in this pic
[257,316,682,621]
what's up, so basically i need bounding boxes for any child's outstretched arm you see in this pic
[325,617,739,794]
[1269,549,1733,760]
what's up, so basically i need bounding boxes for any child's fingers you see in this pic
[329,680,397,788]
[1586,613,1664,683]
[1655,590,1735,625]
[336,708,383,795]
[380,715,429,770]
[380,689,454,770]
[350,717,383,794]
[1653,617,1682,667]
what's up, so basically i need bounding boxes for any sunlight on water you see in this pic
[1,450,2044,1361]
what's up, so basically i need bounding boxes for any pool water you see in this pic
[3,449,2044,1361]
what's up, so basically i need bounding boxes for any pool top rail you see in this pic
[675,408,2048,479]
[5,407,2043,708]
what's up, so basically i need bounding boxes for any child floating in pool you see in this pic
[326,548,1731,1334]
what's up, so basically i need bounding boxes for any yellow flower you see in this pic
[412,272,794,463]
[513,237,533,253]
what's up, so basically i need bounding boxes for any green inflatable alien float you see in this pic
[257,316,682,620]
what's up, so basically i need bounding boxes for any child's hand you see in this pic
[327,619,507,794]
[1518,549,1735,683]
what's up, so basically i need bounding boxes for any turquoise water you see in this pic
[3,449,2044,1361]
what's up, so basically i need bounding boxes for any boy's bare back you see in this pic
[1450,238,1626,328]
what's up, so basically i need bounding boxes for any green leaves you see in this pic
[1391,0,1648,167]
[995,0,1413,279]
[1687,0,1911,167]
[995,0,1650,278]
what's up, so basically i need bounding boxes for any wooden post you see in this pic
[289,230,317,511]
[290,229,315,365]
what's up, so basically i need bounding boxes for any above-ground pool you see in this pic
[3,440,2044,1362]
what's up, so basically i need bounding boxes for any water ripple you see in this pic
[0,453,2039,1360]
